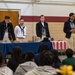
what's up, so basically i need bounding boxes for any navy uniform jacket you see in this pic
[0,20,16,40]
[36,22,50,38]
[63,19,75,39]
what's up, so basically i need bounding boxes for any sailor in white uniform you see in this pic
[14,18,27,42]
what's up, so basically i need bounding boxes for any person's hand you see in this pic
[13,40,20,43]
[48,38,51,41]
[37,37,41,42]
[70,29,75,33]
[0,40,2,43]
[37,37,41,40]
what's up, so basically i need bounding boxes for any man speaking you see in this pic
[36,15,50,41]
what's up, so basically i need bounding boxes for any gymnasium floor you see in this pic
[59,55,75,61]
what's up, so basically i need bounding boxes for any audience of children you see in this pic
[0,44,75,75]
[25,51,57,75]
[14,52,37,75]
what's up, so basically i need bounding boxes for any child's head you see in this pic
[39,51,54,66]
[11,46,22,61]
[38,44,50,53]
[66,48,73,58]
[25,52,35,62]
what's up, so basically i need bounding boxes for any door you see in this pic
[0,11,19,28]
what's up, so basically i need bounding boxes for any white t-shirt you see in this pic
[4,28,8,38]
[41,22,44,27]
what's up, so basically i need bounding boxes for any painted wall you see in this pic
[0,2,75,16]
[33,4,75,16]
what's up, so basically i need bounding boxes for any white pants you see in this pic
[66,34,75,51]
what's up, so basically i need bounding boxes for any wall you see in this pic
[0,2,75,41]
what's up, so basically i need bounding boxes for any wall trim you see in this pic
[21,16,68,22]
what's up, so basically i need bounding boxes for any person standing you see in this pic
[63,13,75,50]
[0,16,16,43]
[36,15,50,41]
[14,18,27,42]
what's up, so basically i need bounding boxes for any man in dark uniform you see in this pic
[63,13,75,50]
[36,15,50,41]
[0,16,16,43]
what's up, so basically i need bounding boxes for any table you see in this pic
[0,42,53,59]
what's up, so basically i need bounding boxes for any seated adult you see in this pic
[14,52,37,75]
[0,52,13,75]
[62,48,75,65]
[25,51,57,75]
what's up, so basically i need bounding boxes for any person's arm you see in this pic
[24,26,27,36]
[46,23,50,38]
[0,23,2,41]
[70,29,75,33]
[36,23,41,38]
[0,24,1,40]
[36,23,41,40]
[14,26,20,38]
[63,22,71,34]
[63,22,75,33]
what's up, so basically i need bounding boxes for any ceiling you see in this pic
[0,0,75,5]
[1,0,75,2]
